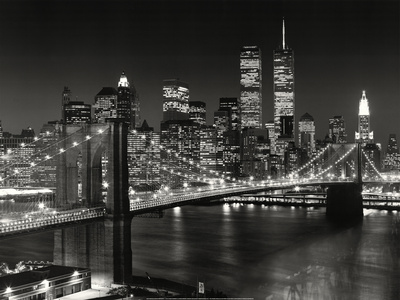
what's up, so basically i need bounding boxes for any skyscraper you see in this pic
[298,113,315,156]
[265,121,275,147]
[241,127,269,179]
[131,84,141,128]
[214,110,229,134]
[240,46,262,128]
[160,119,200,184]
[189,101,206,126]
[117,71,132,125]
[61,86,71,123]
[0,127,36,186]
[36,121,62,187]
[200,126,218,172]
[162,79,190,121]
[219,98,241,176]
[355,90,373,145]
[329,116,347,144]
[219,97,240,131]
[383,134,400,170]
[93,87,118,123]
[387,134,399,155]
[64,101,91,124]
[273,19,295,145]
[127,120,160,187]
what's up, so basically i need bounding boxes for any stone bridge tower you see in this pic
[54,120,132,286]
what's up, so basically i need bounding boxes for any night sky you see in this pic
[0,0,398,146]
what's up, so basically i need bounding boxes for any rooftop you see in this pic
[0,265,89,291]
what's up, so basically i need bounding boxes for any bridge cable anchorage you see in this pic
[0,126,109,185]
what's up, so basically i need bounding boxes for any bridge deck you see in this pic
[1,180,399,239]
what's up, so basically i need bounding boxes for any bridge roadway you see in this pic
[0,179,398,239]
[0,181,298,238]
[0,207,105,238]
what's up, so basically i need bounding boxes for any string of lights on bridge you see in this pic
[129,129,241,185]
[307,145,352,179]
[289,144,331,178]
[0,128,85,171]
[0,128,110,183]
[0,124,385,190]
[362,149,383,179]
[0,126,239,189]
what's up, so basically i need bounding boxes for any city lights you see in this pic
[0,3,397,298]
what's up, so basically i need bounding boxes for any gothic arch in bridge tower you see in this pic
[57,123,112,209]
[54,120,132,286]
[91,146,109,204]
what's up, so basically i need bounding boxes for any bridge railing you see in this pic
[128,176,374,212]
[129,183,278,212]
[0,207,106,235]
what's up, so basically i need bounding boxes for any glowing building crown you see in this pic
[118,71,130,88]
[359,90,370,116]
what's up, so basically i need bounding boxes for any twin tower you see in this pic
[240,19,294,156]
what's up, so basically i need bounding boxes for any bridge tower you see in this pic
[54,120,132,286]
[326,143,363,220]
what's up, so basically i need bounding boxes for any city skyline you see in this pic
[0,0,398,144]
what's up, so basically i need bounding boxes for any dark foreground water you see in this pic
[1,204,400,299]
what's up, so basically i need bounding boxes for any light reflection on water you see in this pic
[131,205,400,299]
[0,204,399,299]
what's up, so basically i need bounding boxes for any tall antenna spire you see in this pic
[282,18,286,49]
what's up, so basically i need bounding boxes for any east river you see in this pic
[1,203,400,299]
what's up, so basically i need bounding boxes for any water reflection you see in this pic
[1,204,398,300]
[257,211,400,300]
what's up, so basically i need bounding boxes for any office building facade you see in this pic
[219,97,240,131]
[93,87,118,123]
[64,101,91,125]
[298,113,315,157]
[240,46,262,128]
[131,84,141,128]
[128,120,160,187]
[61,86,71,123]
[329,116,347,144]
[117,71,132,125]
[200,126,218,172]
[0,127,36,186]
[383,134,400,171]
[273,19,295,146]
[189,101,206,125]
[162,79,190,121]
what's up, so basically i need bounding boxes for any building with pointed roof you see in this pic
[273,18,295,155]
[355,90,374,145]
[117,71,133,126]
